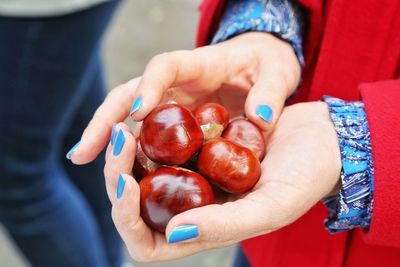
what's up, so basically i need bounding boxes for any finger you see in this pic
[165,191,274,245]
[244,68,292,132]
[112,174,212,262]
[68,77,140,164]
[104,122,137,203]
[113,177,277,261]
[110,173,156,261]
[129,48,221,121]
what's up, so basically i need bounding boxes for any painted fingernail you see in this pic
[256,105,273,123]
[66,141,80,160]
[130,95,142,115]
[110,124,117,145]
[117,174,125,199]
[167,224,198,244]
[113,129,125,156]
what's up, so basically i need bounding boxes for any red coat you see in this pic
[196,0,400,266]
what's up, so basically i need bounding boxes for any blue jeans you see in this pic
[0,2,121,267]
[233,247,252,267]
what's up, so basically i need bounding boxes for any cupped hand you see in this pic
[68,32,300,164]
[104,102,342,262]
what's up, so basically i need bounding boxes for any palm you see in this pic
[170,86,247,117]
[244,102,341,226]
[160,70,253,118]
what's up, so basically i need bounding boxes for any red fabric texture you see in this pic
[196,0,400,266]
[360,80,400,247]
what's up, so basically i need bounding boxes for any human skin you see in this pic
[66,32,342,261]
[67,32,301,166]
[102,102,341,262]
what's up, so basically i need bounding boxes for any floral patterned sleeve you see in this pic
[322,96,374,233]
[211,0,304,67]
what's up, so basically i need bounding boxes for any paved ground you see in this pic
[0,1,237,266]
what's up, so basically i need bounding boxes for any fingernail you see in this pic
[66,141,80,160]
[130,95,142,115]
[117,174,125,199]
[110,124,117,145]
[256,105,273,123]
[167,224,198,244]
[113,129,125,156]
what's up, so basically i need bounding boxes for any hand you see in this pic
[68,32,300,164]
[103,102,341,262]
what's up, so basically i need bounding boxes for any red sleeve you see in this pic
[360,79,400,248]
[196,0,226,47]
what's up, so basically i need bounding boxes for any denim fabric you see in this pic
[0,2,122,267]
[232,247,251,267]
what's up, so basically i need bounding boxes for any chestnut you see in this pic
[140,103,204,165]
[139,166,214,232]
[133,141,159,181]
[193,103,230,140]
[222,118,266,160]
[197,138,261,193]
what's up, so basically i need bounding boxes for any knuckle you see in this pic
[131,255,147,262]
[107,87,119,99]
[169,50,192,61]
[148,52,172,67]
[103,164,111,180]
[264,79,288,99]
[111,205,131,229]
[131,251,152,263]
[111,206,120,224]
[126,237,158,262]
[141,249,157,262]
[211,222,232,242]
[202,208,241,243]
[265,197,298,230]
[105,86,124,103]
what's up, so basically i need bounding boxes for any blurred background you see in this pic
[0,0,236,266]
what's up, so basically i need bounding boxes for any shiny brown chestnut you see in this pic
[197,138,261,193]
[139,166,214,232]
[140,103,204,165]
[222,118,266,160]
[193,103,230,140]
[133,141,159,181]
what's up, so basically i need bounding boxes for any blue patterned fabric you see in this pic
[322,96,374,233]
[211,0,304,66]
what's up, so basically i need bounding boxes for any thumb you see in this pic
[244,49,301,132]
[245,76,290,132]
[165,195,272,244]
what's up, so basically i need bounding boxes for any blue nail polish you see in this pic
[167,224,198,244]
[117,174,125,199]
[130,96,142,115]
[113,130,125,156]
[110,124,117,145]
[256,105,273,123]
[66,141,80,160]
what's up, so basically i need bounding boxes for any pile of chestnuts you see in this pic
[134,102,265,232]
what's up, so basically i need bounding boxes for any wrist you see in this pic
[316,102,342,198]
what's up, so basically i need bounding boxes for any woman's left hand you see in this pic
[105,102,342,262]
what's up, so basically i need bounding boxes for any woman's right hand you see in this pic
[68,31,300,164]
